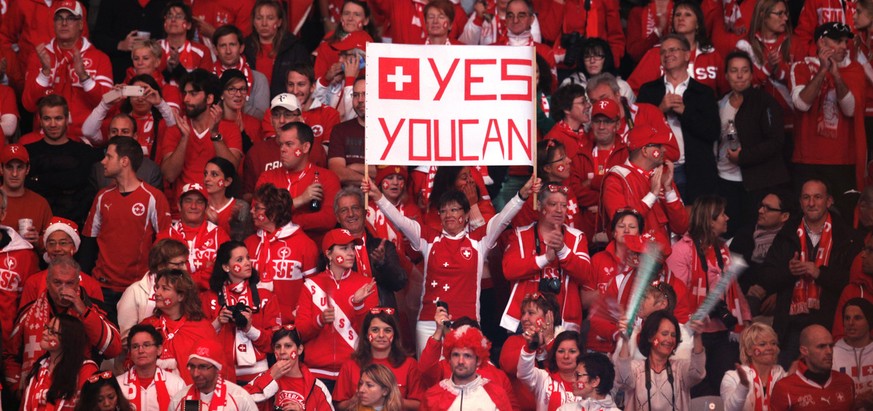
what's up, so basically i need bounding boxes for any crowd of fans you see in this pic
[1,0,873,409]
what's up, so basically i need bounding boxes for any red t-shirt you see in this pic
[160,118,243,186]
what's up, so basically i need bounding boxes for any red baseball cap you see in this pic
[627,126,673,151]
[332,31,372,52]
[178,182,208,201]
[53,0,84,16]
[322,228,364,252]
[591,99,620,119]
[0,144,29,164]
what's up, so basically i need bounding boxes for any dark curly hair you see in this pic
[253,183,293,228]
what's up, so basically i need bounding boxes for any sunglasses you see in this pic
[370,307,395,315]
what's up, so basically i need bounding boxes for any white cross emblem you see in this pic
[431,280,438,288]
[433,297,440,304]
[443,262,449,268]
[24,335,39,360]
[598,100,610,109]
[462,249,472,259]
[567,200,579,214]
[443,284,450,292]
[387,66,413,92]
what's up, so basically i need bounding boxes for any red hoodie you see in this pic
[833,254,873,339]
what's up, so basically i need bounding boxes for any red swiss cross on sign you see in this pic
[379,57,419,100]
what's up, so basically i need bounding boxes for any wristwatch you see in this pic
[210,132,223,142]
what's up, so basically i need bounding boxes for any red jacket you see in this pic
[22,37,113,139]
[369,0,466,44]
[770,360,855,411]
[544,121,589,160]
[501,223,591,331]
[571,141,630,235]
[601,163,689,256]
[616,102,680,163]
[833,254,873,338]
[244,364,334,410]
[295,269,379,380]
[187,0,255,37]
[537,0,624,65]
[625,3,673,63]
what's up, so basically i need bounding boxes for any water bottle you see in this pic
[725,120,739,151]
[310,171,322,211]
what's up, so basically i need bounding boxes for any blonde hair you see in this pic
[131,39,163,60]
[748,0,793,64]
[739,322,779,365]
[348,364,402,411]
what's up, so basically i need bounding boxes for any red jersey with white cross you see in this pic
[83,183,172,291]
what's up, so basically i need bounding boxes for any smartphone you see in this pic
[122,85,146,97]
[102,88,122,104]
[136,31,151,40]
[184,400,199,411]
[436,301,451,327]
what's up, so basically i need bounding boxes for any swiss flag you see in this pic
[379,57,419,100]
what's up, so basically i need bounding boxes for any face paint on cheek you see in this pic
[754,348,762,356]
[653,338,660,347]
[163,298,173,306]
[217,180,225,188]
[368,333,376,342]
[289,351,298,360]
[335,255,345,264]
[382,181,390,190]
[652,150,661,158]
[49,340,58,348]
[556,164,566,173]
[232,264,243,274]
[256,214,266,222]
[575,380,586,391]
[294,149,302,157]
[535,318,544,329]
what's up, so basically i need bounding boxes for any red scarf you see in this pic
[355,234,372,278]
[721,0,747,35]
[25,359,57,411]
[790,215,833,315]
[808,60,840,139]
[132,111,155,155]
[224,280,253,306]
[184,376,227,411]
[127,367,172,411]
[281,163,314,198]
[750,364,773,411]
[642,0,673,39]
[412,0,427,40]
[50,40,87,102]
[159,316,187,360]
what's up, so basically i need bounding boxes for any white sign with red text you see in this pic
[366,43,536,166]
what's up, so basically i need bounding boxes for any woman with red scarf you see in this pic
[22,314,99,411]
[116,324,187,411]
[735,0,796,132]
[204,157,254,242]
[720,322,786,411]
[313,0,377,80]
[140,269,231,383]
[666,195,751,397]
[203,240,282,384]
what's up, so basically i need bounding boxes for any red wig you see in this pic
[443,325,491,362]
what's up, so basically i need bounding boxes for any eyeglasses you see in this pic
[224,87,248,95]
[44,324,60,336]
[54,15,82,23]
[46,240,74,248]
[187,363,216,372]
[591,118,617,125]
[544,155,567,165]
[165,13,187,21]
[546,184,569,193]
[759,203,784,213]
[438,207,464,215]
[88,371,114,383]
[352,92,366,99]
[370,307,396,315]
[575,372,589,379]
[584,54,606,61]
[130,342,157,351]
[505,12,530,20]
[660,47,689,55]
[524,292,547,301]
